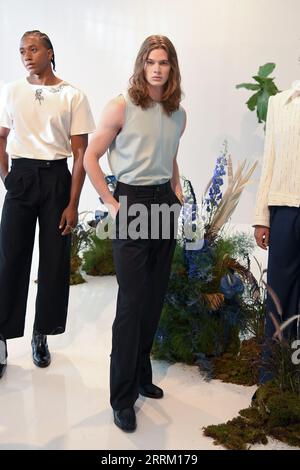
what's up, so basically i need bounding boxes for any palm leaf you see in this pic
[227,155,233,187]
[206,159,258,237]
[202,293,225,311]
[278,315,300,335]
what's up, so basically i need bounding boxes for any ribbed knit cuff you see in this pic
[252,216,270,228]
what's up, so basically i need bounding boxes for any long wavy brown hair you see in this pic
[128,35,182,115]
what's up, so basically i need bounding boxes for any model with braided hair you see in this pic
[0,30,95,377]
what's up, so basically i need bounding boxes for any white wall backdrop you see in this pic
[1,0,300,223]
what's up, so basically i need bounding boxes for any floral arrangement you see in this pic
[153,142,259,361]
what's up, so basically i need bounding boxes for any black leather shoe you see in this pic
[31,333,51,368]
[0,337,7,379]
[139,383,164,399]
[113,407,136,432]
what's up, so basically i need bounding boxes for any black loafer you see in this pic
[113,407,136,432]
[31,333,51,368]
[139,383,164,399]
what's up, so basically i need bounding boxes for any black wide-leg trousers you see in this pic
[0,158,71,340]
[110,181,181,410]
[260,205,300,383]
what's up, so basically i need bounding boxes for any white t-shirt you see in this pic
[0,78,95,160]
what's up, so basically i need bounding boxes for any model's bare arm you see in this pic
[84,96,125,216]
[0,127,10,183]
[59,134,88,235]
[171,110,186,203]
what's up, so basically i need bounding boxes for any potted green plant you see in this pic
[236,63,280,127]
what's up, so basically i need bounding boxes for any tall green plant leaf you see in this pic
[258,62,276,77]
[236,62,280,127]
[256,89,270,123]
[236,83,260,91]
[246,91,260,111]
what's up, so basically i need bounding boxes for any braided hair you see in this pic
[21,30,56,71]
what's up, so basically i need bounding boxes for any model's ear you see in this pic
[47,49,53,63]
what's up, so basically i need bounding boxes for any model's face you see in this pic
[19,36,52,75]
[144,48,171,88]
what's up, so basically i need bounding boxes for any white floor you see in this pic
[0,274,297,450]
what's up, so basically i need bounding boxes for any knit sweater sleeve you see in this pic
[253,96,275,227]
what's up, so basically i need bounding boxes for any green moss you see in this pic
[203,416,268,450]
[212,338,261,385]
[270,424,300,447]
[203,382,300,449]
[264,341,300,396]
[255,383,300,447]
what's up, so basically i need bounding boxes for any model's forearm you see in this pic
[68,154,86,209]
[84,147,118,209]
[82,98,124,211]
[171,159,181,191]
[0,137,9,183]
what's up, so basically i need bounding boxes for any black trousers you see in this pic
[110,180,181,410]
[260,205,300,383]
[0,158,72,340]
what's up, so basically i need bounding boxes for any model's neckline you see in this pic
[25,77,66,88]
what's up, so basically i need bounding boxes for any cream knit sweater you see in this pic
[254,83,300,227]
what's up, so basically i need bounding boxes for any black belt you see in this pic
[11,157,68,168]
[116,180,171,195]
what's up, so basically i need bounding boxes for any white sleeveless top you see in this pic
[107,92,185,185]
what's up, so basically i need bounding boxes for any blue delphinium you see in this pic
[95,209,109,222]
[205,143,228,215]
[184,239,213,281]
[182,144,228,282]
[105,174,117,188]
[99,175,118,205]
[181,177,199,241]
[181,178,213,282]
[220,272,244,299]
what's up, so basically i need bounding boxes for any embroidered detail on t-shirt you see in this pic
[34,84,66,105]
[35,89,44,105]
[49,84,66,93]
